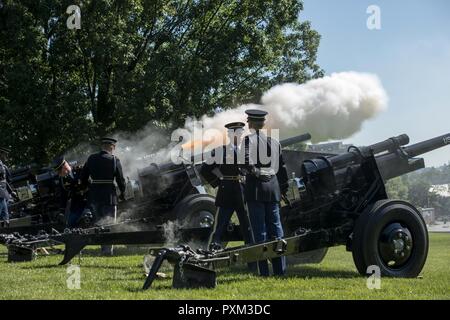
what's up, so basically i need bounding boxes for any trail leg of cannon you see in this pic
[143,249,168,290]
[59,240,87,265]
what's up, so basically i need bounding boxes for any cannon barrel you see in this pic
[368,134,410,155]
[403,133,450,158]
[302,133,450,191]
[280,133,312,148]
[371,133,450,180]
[329,134,410,168]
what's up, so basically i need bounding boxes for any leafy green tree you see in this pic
[407,180,431,208]
[429,193,450,218]
[386,176,409,200]
[0,0,323,165]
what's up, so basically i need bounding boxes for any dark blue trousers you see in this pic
[247,201,286,276]
[0,198,9,222]
[91,203,116,255]
[66,199,86,228]
[91,203,116,224]
[209,206,257,272]
[210,207,254,245]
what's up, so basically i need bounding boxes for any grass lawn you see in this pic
[0,233,449,300]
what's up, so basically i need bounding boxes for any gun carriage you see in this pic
[2,132,448,290]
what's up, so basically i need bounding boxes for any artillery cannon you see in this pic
[0,134,316,257]
[125,132,314,228]
[4,132,448,289]
[141,132,450,289]
[1,163,86,234]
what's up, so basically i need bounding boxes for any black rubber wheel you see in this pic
[173,194,216,229]
[352,200,388,275]
[172,194,217,249]
[352,200,428,278]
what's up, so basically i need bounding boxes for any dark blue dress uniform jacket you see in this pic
[81,151,126,206]
[201,145,245,209]
[241,131,289,202]
[58,166,87,214]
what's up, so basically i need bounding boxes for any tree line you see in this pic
[386,163,450,219]
[0,0,323,166]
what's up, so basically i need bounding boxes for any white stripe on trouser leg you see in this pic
[245,201,259,275]
[207,207,220,248]
[111,205,117,254]
[244,202,256,244]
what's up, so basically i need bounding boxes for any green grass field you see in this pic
[0,233,449,300]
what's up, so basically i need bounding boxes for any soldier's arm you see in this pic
[115,158,126,194]
[4,165,16,196]
[58,180,69,212]
[200,148,220,188]
[276,143,289,194]
[80,156,91,188]
[5,165,11,183]
[239,136,254,174]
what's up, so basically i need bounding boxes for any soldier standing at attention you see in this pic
[0,147,13,227]
[81,137,126,255]
[52,156,87,228]
[200,122,257,272]
[241,109,289,276]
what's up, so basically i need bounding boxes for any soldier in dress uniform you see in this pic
[81,137,126,255]
[52,156,87,228]
[201,123,256,271]
[241,109,289,276]
[0,147,13,227]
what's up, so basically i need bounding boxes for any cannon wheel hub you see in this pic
[197,210,214,228]
[378,222,413,268]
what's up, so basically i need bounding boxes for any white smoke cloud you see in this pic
[111,125,174,178]
[189,71,388,143]
[66,72,388,176]
[63,124,174,178]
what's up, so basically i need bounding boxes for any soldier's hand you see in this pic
[254,167,261,177]
[281,194,292,207]
[280,183,289,195]
[119,193,126,202]
[210,180,219,188]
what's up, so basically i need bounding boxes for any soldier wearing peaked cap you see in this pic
[81,137,126,255]
[0,147,13,227]
[201,122,257,272]
[240,109,289,276]
[52,156,87,228]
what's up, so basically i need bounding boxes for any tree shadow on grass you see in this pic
[16,263,63,269]
[77,247,150,257]
[216,264,358,279]
[126,282,176,292]
[122,265,361,292]
[16,261,139,270]
[285,265,359,279]
[206,265,360,286]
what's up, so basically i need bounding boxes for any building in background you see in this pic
[429,184,450,198]
[307,142,353,154]
[420,207,436,225]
